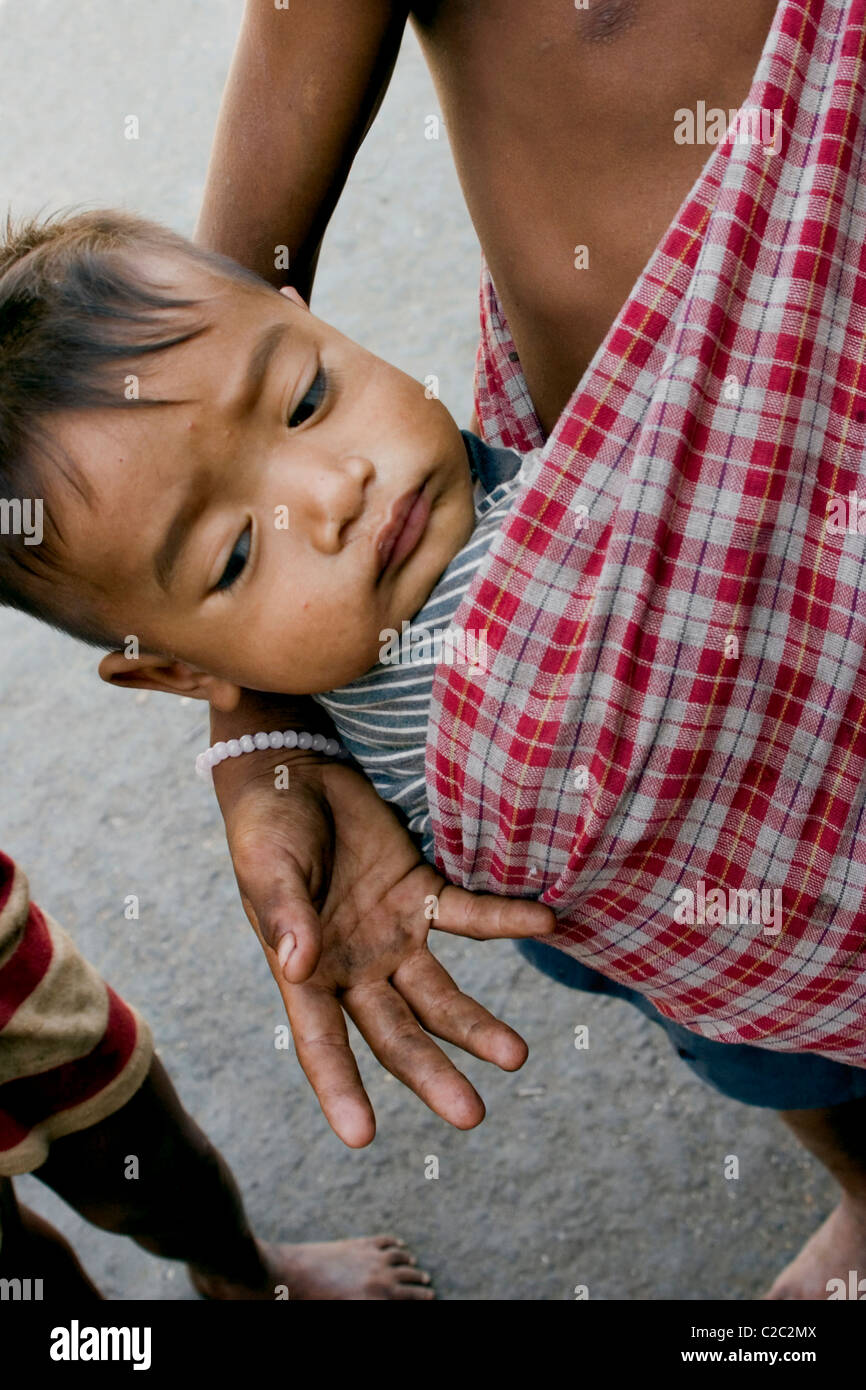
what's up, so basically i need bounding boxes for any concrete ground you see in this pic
[0,0,834,1300]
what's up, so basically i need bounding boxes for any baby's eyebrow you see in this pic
[153,319,290,590]
[234,321,290,415]
[154,471,212,591]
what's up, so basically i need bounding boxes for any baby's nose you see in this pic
[310,455,374,550]
[340,454,375,488]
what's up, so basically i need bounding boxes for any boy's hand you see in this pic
[215,751,555,1147]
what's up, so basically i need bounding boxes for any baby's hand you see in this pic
[218,751,554,1146]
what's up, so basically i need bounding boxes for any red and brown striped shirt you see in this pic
[0,851,152,1176]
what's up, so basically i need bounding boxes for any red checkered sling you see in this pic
[428,0,866,1064]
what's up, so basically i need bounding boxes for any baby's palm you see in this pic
[223,756,553,1146]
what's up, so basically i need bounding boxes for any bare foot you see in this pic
[764,1196,866,1299]
[190,1235,435,1301]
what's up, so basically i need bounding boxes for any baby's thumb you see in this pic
[245,867,324,984]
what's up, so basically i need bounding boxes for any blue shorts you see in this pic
[517,938,866,1110]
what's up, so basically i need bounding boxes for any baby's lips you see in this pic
[375,486,424,574]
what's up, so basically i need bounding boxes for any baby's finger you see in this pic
[285,982,377,1148]
[394,948,528,1072]
[433,885,556,941]
[343,979,486,1131]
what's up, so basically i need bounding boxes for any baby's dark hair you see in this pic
[0,206,264,648]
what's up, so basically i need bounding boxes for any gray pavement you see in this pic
[0,0,833,1300]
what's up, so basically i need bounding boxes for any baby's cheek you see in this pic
[308,607,384,689]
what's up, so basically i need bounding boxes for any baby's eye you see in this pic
[287,368,328,428]
[215,524,251,592]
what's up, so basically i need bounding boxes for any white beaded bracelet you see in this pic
[196,729,344,781]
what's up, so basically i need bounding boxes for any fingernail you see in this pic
[277,932,296,972]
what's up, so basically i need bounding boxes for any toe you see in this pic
[386,1249,415,1266]
[395,1284,435,1299]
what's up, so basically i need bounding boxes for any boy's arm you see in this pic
[195,0,409,298]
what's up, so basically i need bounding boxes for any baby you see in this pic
[0,210,531,852]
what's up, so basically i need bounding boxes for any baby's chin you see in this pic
[406,507,470,609]
[286,640,396,695]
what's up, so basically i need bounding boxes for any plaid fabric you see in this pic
[473,267,546,456]
[428,0,866,1065]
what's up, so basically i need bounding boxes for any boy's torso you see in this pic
[409,0,780,434]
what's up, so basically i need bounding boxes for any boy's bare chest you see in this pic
[411,0,779,432]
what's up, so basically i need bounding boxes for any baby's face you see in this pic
[52,255,475,693]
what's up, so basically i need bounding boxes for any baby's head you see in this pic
[0,209,475,705]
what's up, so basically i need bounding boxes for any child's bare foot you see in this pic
[763,1196,866,1299]
[190,1235,435,1301]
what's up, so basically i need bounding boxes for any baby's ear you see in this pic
[97,650,242,711]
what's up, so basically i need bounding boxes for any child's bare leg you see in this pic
[0,1188,103,1300]
[766,1098,866,1299]
[32,1056,433,1301]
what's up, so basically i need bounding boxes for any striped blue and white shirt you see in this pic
[314,431,527,855]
